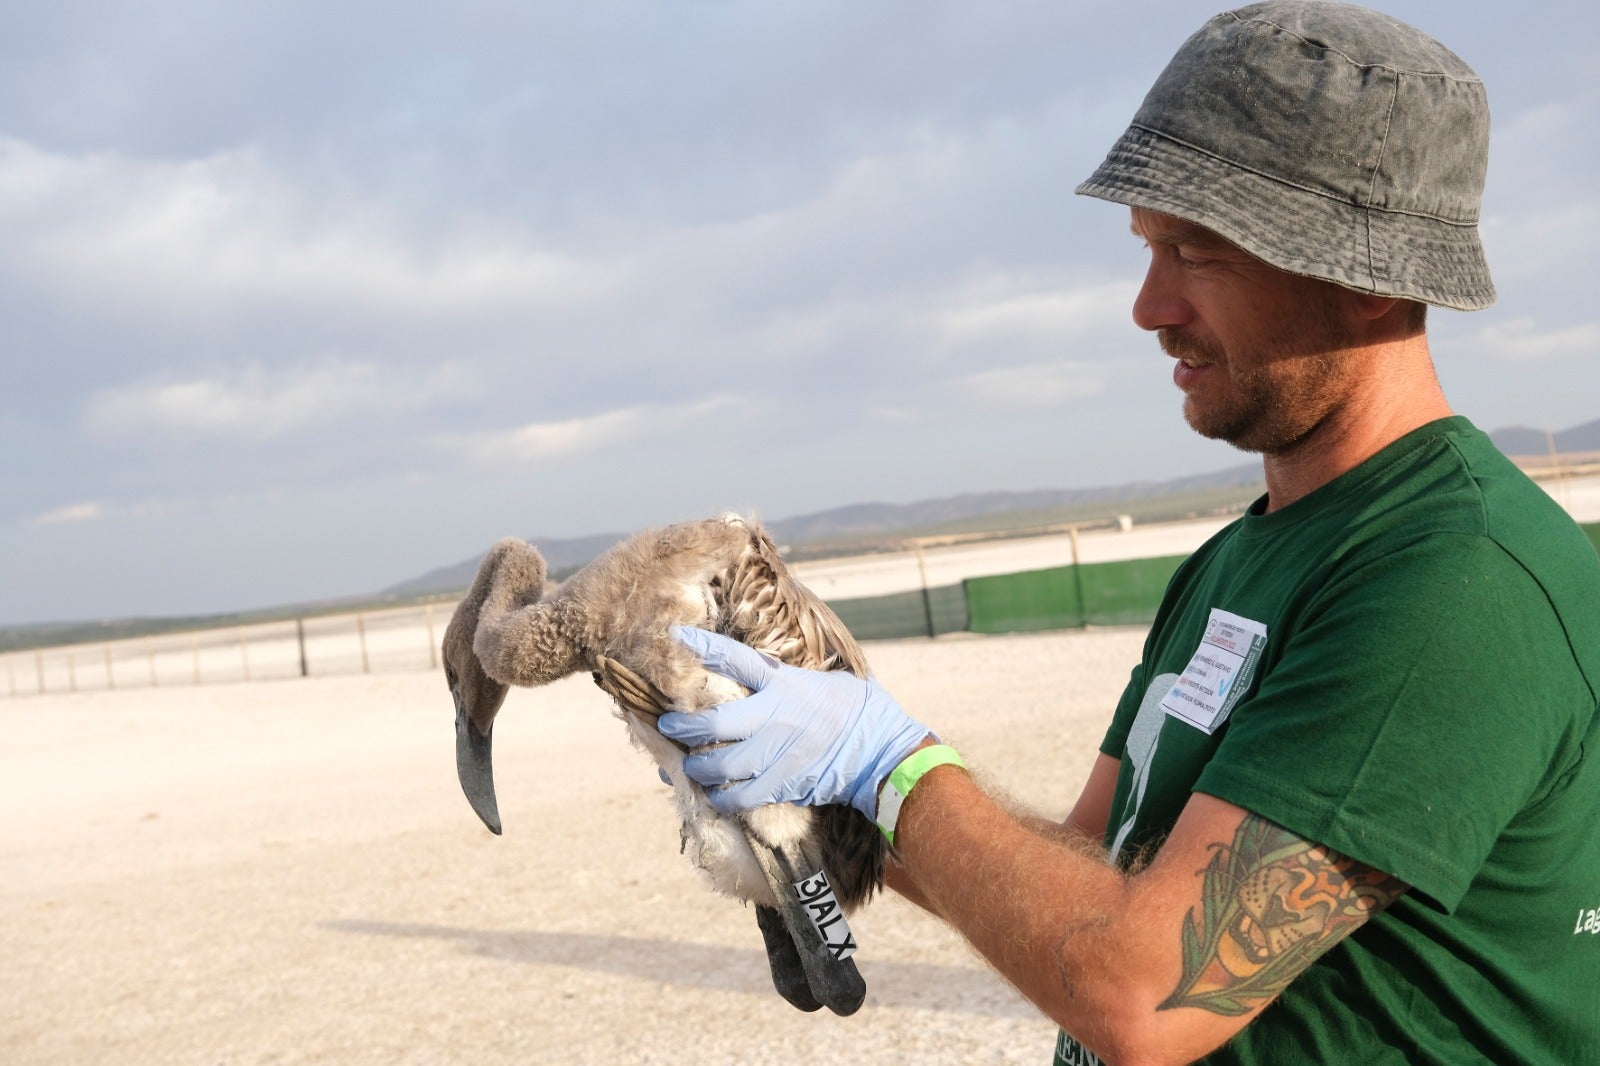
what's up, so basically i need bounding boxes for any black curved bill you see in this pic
[454,692,502,835]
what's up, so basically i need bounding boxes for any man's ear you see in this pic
[1349,291,1402,322]
[1345,291,1426,340]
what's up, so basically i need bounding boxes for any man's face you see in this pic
[1129,208,1360,455]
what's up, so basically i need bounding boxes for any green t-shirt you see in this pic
[1055,418,1600,1065]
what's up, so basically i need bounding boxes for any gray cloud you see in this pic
[1,0,1594,622]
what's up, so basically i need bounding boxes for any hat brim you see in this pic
[1077,125,1495,312]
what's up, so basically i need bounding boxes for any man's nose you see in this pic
[1131,258,1192,333]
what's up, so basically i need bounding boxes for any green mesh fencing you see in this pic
[964,567,1084,634]
[964,554,1189,634]
[825,584,969,641]
[1080,554,1191,626]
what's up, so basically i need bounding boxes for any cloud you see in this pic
[84,361,465,439]
[2,1,1594,626]
[0,136,612,321]
[443,395,745,466]
[936,280,1139,351]
[1467,317,1600,363]
[947,360,1111,411]
[1480,101,1599,284]
[1479,203,1599,287]
[29,501,103,525]
[1491,101,1589,182]
[906,278,1133,411]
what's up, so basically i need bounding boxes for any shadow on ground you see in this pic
[327,919,1035,1018]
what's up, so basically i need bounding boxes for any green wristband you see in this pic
[874,744,966,848]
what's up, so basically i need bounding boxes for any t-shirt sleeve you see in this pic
[1194,533,1588,912]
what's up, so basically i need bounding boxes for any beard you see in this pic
[1159,298,1357,456]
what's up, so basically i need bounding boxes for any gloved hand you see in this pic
[658,626,931,819]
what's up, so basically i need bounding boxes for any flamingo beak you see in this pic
[453,685,502,835]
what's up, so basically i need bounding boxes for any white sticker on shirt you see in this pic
[1160,608,1268,735]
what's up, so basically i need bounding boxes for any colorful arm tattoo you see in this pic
[1159,814,1406,1017]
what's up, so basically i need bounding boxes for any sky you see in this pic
[2,1,1596,625]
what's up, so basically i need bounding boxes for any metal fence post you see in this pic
[425,603,438,670]
[296,618,309,678]
[914,544,936,639]
[1069,527,1087,628]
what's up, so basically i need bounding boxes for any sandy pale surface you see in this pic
[1,627,1148,1065]
[790,516,1236,602]
[1542,470,1600,523]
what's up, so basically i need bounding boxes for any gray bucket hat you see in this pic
[1077,1,1495,310]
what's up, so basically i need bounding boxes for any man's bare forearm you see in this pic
[890,765,1402,1065]
[893,764,1145,1056]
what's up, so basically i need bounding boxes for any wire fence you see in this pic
[10,516,1593,700]
[0,515,1245,698]
[0,553,1170,698]
[2,602,456,698]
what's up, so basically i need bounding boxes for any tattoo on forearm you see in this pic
[1159,815,1404,1017]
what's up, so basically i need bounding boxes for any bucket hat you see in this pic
[1077,1,1495,310]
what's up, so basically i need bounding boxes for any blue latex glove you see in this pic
[658,625,931,819]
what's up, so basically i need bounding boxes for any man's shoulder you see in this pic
[1351,417,1600,696]
[1437,423,1600,598]
[1361,418,1590,555]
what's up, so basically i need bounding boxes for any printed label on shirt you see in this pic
[794,870,857,960]
[1161,608,1268,735]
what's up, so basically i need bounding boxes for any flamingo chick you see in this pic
[442,514,885,1015]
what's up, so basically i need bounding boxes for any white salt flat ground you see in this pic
[790,514,1234,603]
[3,474,1593,1062]
[1540,469,1600,524]
[0,627,1145,1065]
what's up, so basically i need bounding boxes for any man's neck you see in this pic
[1260,334,1450,513]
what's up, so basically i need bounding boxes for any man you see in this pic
[660,3,1600,1062]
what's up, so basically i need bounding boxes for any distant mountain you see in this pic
[8,415,1592,644]
[383,462,1266,598]
[387,414,1600,599]
[1490,417,1600,457]
[388,532,632,597]
[31,416,1590,639]
[765,464,1264,545]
